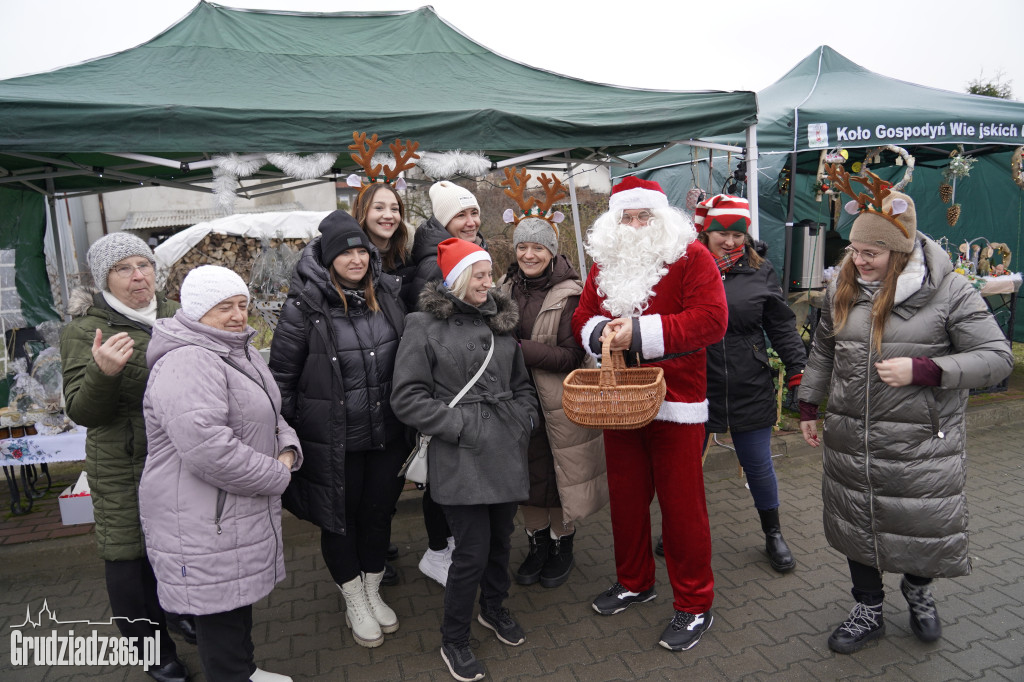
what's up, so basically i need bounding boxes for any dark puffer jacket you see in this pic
[705,246,806,433]
[800,235,1013,577]
[59,288,179,561]
[269,238,406,534]
[407,216,487,308]
[391,284,538,506]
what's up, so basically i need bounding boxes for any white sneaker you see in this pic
[250,668,292,682]
[419,545,454,587]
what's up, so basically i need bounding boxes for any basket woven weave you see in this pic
[562,338,666,430]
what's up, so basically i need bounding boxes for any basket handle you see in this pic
[599,335,627,387]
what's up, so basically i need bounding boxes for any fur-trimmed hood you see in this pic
[67,286,101,318]
[417,281,519,335]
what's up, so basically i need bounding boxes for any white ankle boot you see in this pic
[250,668,292,682]
[363,570,399,633]
[338,576,383,647]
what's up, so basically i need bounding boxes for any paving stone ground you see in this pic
[1,406,1022,681]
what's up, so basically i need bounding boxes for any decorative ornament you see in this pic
[1011,146,1024,190]
[499,167,568,231]
[686,187,706,209]
[939,183,953,203]
[266,153,338,180]
[417,151,492,179]
[346,132,420,197]
[212,154,266,212]
[860,145,915,191]
[947,204,961,227]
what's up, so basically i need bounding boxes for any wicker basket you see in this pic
[561,339,666,430]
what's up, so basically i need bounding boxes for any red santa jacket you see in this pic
[571,240,728,424]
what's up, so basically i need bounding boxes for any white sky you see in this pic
[0,0,1021,97]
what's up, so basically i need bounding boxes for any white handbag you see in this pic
[399,333,494,484]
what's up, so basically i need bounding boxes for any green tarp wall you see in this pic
[0,189,58,326]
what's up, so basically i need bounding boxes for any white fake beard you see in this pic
[586,208,696,317]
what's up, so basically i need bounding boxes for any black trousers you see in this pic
[193,604,256,682]
[320,440,408,584]
[440,502,517,644]
[104,557,177,665]
[848,557,932,605]
[424,484,452,551]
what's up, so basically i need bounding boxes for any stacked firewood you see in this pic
[164,233,308,300]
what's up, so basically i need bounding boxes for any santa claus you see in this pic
[571,176,727,652]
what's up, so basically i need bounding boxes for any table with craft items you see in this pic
[0,427,87,515]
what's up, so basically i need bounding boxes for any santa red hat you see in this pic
[694,194,750,233]
[438,238,491,288]
[608,176,670,212]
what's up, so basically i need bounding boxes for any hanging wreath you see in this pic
[1012,146,1024,190]
[860,144,915,191]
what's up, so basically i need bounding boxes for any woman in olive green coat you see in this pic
[59,233,188,682]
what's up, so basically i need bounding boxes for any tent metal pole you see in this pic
[45,175,71,321]
[564,154,586,276]
[494,148,573,169]
[782,152,798,299]
[745,124,760,240]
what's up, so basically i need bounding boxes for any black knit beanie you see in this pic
[318,210,372,267]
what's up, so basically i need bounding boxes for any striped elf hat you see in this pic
[694,194,750,234]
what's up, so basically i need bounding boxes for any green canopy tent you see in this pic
[0,1,757,314]
[618,46,1024,338]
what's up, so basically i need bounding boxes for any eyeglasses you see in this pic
[844,246,886,263]
[111,262,154,278]
[619,211,654,226]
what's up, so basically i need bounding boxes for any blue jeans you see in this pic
[709,426,779,510]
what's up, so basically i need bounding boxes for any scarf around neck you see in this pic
[714,246,745,273]
[102,290,157,328]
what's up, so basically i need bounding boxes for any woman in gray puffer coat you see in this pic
[391,238,538,682]
[141,266,301,682]
[798,183,1013,656]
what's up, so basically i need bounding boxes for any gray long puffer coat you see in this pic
[390,283,538,506]
[799,235,1013,577]
[141,311,301,616]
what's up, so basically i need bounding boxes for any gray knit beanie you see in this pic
[180,265,250,321]
[86,232,155,291]
[429,181,479,229]
[512,217,559,256]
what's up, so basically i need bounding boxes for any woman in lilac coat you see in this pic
[140,266,302,682]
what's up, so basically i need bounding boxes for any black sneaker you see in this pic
[592,582,657,615]
[440,641,485,682]
[477,605,525,646]
[827,601,885,654]
[658,609,713,651]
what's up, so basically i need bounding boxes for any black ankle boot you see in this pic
[515,526,551,585]
[540,530,575,588]
[758,507,795,572]
[901,577,942,642]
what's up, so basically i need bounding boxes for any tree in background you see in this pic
[966,70,1013,100]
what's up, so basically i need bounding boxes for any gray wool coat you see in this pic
[799,235,1013,578]
[390,283,538,506]
[140,311,302,616]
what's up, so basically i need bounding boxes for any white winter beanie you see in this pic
[180,265,250,321]
[429,181,479,229]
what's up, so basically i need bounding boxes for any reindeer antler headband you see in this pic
[499,167,568,234]
[824,164,910,237]
[346,131,421,195]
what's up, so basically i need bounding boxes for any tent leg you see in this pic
[745,124,759,240]
[565,155,586,275]
[782,152,798,299]
[44,177,71,321]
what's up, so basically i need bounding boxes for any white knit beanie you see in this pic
[86,232,155,291]
[180,265,251,321]
[429,181,479,229]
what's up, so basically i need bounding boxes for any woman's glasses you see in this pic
[844,246,885,263]
[111,262,154,278]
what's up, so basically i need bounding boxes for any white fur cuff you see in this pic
[638,315,664,359]
[579,315,610,361]
[656,399,709,424]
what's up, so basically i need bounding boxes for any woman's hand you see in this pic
[277,449,296,470]
[600,318,633,351]
[875,357,913,387]
[91,329,134,376]
[800,420,820,447]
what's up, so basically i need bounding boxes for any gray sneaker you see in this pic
[477,605,525,646]
[440,641,485,682]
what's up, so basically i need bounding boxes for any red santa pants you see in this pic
[603,419,714,614]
